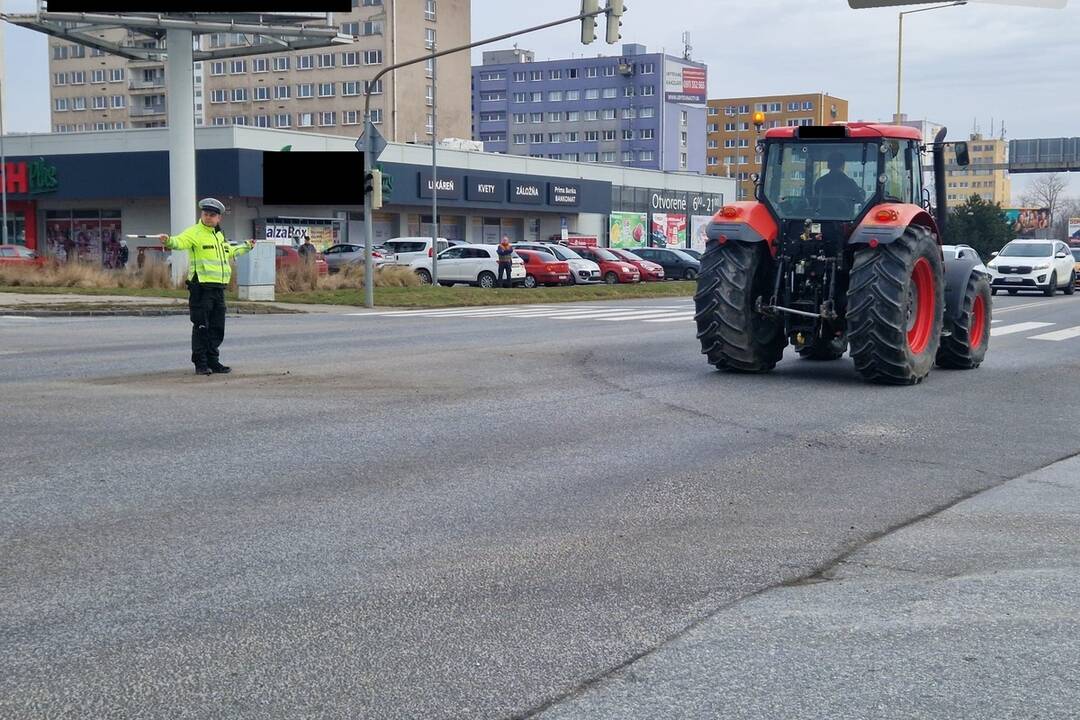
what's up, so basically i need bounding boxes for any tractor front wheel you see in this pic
[936,273,991,369]
[847,225,944,385]
[694,241,785,372]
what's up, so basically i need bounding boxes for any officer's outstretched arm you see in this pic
[162,226,198,251]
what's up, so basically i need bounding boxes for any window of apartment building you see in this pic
[319,111,336,127]
[318,83,335,97]
[566,131,578,142]
[563,152,579,161]
[252,115,269,128]
[362,21,383,36]
[602,129,616,141]
[251,58,268,73]
[738,155,749,164]
[724,156,734,165]
[425,28,436,49]
[481,90,505,101]
[274,85,290,99]
[585,67,597,78]
[707,139,718,149]
[424,0,436,20]
[341,22,359,35]
[52,45,68,60]
[565,89,580,101]
[91,69,106,84]
[340,52,359,68]
[530,91,542,102]
[480,111,506,122]
[734,122,747,131]
[548,90,563,102]
[343,111,360,125]
[371,109,384,124]
[529,133,544,143]
[738,138,749,147]
[360,0,383,6]
[275,113,291,128]
[785,119,799,127]
[639,62,655,74]
[232,116,247,126]
[70,44,85,59]
[513,71,526,82]
[641,85,656,97]
[548,133,562,144]
[767,120,781,128]
[230,60,246,74]
[567,68,578,79]
[639,129,654,140]
[210,89,227,103]
[566,110,580,122]
[622,129,633,141]
[513,134,527,145]
[298,55,314,70]
[209,33,226,48]
[212,117,228,126]
[110,95,125,108]
[530,70,542,81]
[707,123,718,133]
[602,87,616,99]
[364,50,383,65]
[211,61,225,76]
[53,72,67,86]
[54,98,69,112]
[584,110,599,121]
[298,112,314,127]
[799,118,813,126]
[681,110,688,124]
[639,150,654,162]
[426,85,434,106]
[738,104,749,113]
[549,69,562,80]
[584,89,599,100]
[365,80,383,95]
[602,108,616,120]
[640,107,655,118]
[479,71,505,81]
[512,113,526,124]
[602,151,616,163]
[231,87,247,102]
[547,154,563,160]
[584,130,599,142]
[681,131,688,146]
[546,111,561,122]
[297,83,314,98]
[67,71,85,85]
[724,139,736,148]
[273,56,290,71]
[708,106,718,116]
[707,156,719,166]
[319,53,335,69]
[512,92,527,103]
[91,48,106,57]
[624,86,635,97]
[788,101,799,111]
[92,96,107,109]
[584,152,599,162]
[254,86,270,101]
[622,108,636,119]
[603,66,616,77]
[802,100,813,110]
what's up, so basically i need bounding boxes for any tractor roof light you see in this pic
[721,206,742,219]
[874,208,900,222]
[753,111,766,126]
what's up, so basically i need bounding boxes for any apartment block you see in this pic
[706,93,849,200]
[944,133,1010,208]
[47,0,471,142]
[471,43,708,173]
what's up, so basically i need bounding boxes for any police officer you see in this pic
[159,198,254,375]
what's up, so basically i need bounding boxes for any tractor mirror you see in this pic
[954,142,971,167]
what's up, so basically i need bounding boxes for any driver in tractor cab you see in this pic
[814,151,865,208]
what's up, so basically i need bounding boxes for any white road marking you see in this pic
[990,322,1054,337]
[643,313,696,323]
[993,299,1064,315]
[1030,325,1080,342]
[595,310,693,321]
[0,316,39,321]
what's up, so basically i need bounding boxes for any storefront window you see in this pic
[43,209,122,266]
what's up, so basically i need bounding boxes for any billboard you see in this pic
[650,213,687,248]
[663,59,707,105]
[690,215,714,251]
[1004,208,1051,238]
[1068,217,1080,244]
[609,212,647,249]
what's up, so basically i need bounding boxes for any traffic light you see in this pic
[605,0,625,44]
[580,0,599,45]
[365,169,383,209]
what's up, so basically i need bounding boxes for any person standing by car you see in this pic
[496,236,514,289]
[298,235,316,264]
[158,198,254,376]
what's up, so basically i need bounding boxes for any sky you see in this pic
[2,0,1077,201]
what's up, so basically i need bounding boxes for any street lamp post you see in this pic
[430,46,438,286]
[896,1,966,123]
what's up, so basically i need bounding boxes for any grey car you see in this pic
[323,243,393,272]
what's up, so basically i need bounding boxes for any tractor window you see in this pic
[763,141,879,221]
[881,140,912,203]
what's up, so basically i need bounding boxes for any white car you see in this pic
[409,244,526,288]
[987,239,1077,297]
[384,237,451,266]
[941,244,990,275]
[513,242,602,284]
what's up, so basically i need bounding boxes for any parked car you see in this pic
[626,246,701,280]
[987,239,1076,296]
[409,244,525,288]
[514,242,601,284]
[322,243,394,272]
[941,244,990,277]
[569,245,640,284]
[609,248,665,282]
[0,244,44,268]
[1073,247,1080,288]
[275,245,329,275]
[515,249,572,288]
[384,237,451,266]
[680,248,704,261]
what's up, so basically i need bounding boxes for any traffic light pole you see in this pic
[360,4,616,307]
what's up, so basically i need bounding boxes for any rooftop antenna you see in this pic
[682,31,692,61]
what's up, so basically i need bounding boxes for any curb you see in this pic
[1,305,302,318]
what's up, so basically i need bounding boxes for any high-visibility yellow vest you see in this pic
[165,222,253,285]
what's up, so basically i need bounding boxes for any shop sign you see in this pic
[509,180,543,205]
[651,191,687,213]
[418,170,461,200]
[548,182,580,207]
[2,158,59,195]
[466,177,500,201]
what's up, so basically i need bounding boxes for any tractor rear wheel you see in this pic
[847,225,944,385]
[797,333,847,361]
[694,241,785,372]
[936,273,991,369]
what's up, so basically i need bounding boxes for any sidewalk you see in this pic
[536,455,1080,720]
[0,292,320,316]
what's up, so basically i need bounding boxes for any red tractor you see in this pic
[694,123,991,385]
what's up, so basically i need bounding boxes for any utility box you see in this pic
[235,241,275,301]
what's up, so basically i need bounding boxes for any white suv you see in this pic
[409,244,526,288]
[514,242,602,284]
[988,239,1077,296]
[384,237,451,266]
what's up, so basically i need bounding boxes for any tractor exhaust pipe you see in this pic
[932,127,948,238]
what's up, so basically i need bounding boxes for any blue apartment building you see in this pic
[471,44,707,174]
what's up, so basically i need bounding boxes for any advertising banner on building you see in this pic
[1004,208,1051,238]
[663,59,707,105]
[1068,217,1080,244]
[690,215,713,251]
[609,211,647,249]
[649,213,687,248]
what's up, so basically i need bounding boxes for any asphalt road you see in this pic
[2,290,1079,719]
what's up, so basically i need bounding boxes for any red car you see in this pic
[275,244,329,276]
[515,248,572,288]
[0,244,45,268]
[609,248,665,282]
[570,245,640,284]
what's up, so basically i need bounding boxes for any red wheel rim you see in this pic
[907,257,935,355]
[970,293,986,350]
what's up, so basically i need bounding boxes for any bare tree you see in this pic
[1019,173,1070,230]
[1052,196,1080,240]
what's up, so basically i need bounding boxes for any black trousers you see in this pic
[188,281,226,368]
[497,263,512,288]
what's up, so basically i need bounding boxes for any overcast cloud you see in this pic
[3,0,1077,199]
